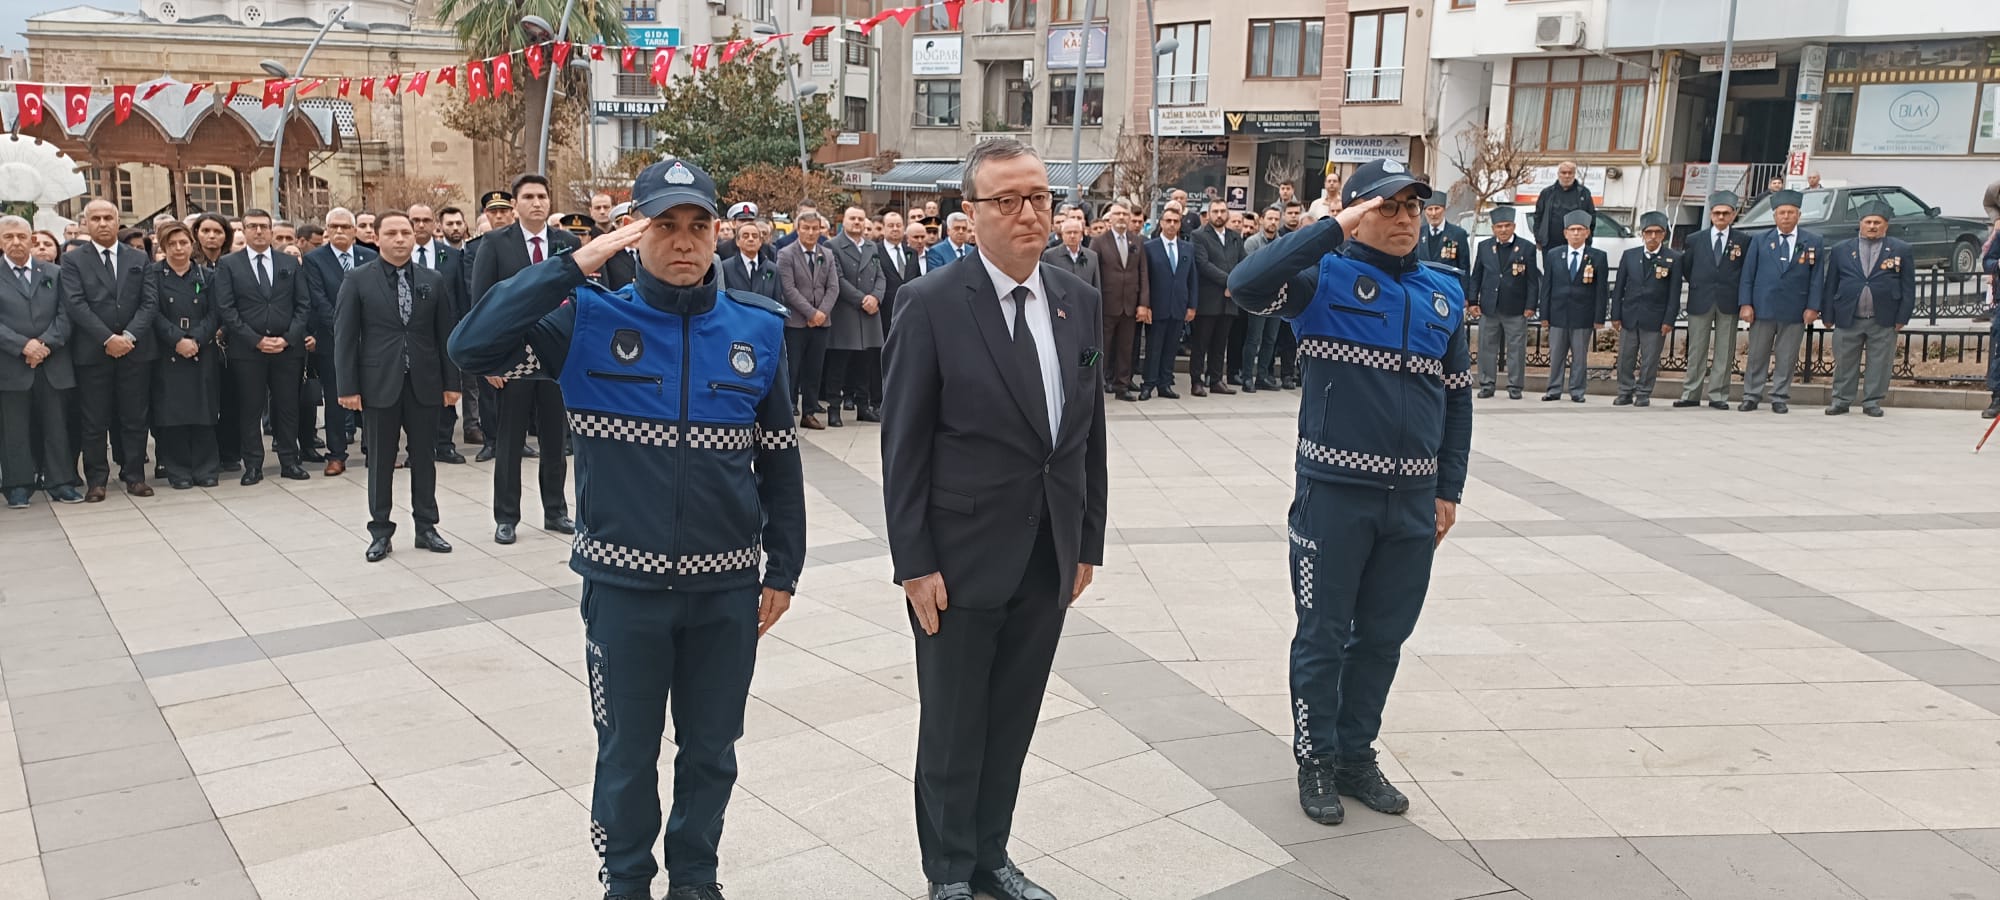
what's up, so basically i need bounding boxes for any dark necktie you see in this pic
[102,248,116,290]
[957,244,968,260]
[1569,251,1579,279]
[530,236,544,264]
[255,253,271,289]
[1781,235,1793,262]
[14,265,31,292]
[338,251,353,271]
[416,245,429,269]
[1009,285,1047,422]
[1713,231,1725,261]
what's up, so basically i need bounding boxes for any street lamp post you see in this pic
[1705,0,1741,193]
[263,2,351,221]
[521,2,577,177]
[756,21,822,190]
[1063,0,1097,203]
[1147,36,1179,220]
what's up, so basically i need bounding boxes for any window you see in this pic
[1050,0,1106,22]
[1509,55,1648,155]
[86,166,134,214]
[615,72,655,98]
[185,168,237,217]
[617,118,657,155]
[623,0,656,21]
[915,79,960,126]
[1156,22,1210,106]
[1005,78,1034,128]
[1881,189,1928,219]
[844,97,869,132]
[1449,0,1473,7]
[917,1,953,30]
[844,29,868,67]
[1345,11,1405,101]
[1048,73,1105,126]
[812,38,831,63]
[1248,18,1322,80]
[1817,89,1855,154]
[1008,0,1035,30]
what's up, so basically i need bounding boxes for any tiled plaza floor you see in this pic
[4,387,2000,900]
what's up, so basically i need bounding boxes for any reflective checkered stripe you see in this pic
[1294,698,1315,760]
[586,638,609,727]
[1407,356,1444,377]
[566,412,754,450]
[591,819,609,887]
[1249,284,1289,316]
[683,424,756,451]
[758,427,799,451]
[1297,438,1437,478]
[1298,337,1404,372]
[1443,369,1474,390]
[573,535,760,576]
[1288,529,1317,610]
[501,344,543,379]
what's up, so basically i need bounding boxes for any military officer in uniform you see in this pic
[1467,206,1538,399]
[1609,212,1682,407]
[1540,210,1608,403]
[1676,192,1750,409]
[1738,189,1825,414]
[449,159,806,900]
[1226,158,1472,828]
[1822,200,1915,417]
[1417,196,1471,296]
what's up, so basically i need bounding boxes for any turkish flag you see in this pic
[360,78,376,100]
[112,84,136,124]
[756,33,787,54]
[621,46,638,71]
[226,80,249,101]
[467,61,489,101]
[436,65,457,87]
[526,43,545,79]
[945,0,966,29]
[802,25,835,46]
[142,82,168,101]
[298,78,325,96]
[690,43,709,71]
[553,41,572,70]
[721,39,748,64]
[888,6,918,26]
[857,9,895,35]
[408,70,428,96]
[338,77,352,97]
[494,53,515,94]
[64,86,90,127]
[261,79,286,109]
[649,47,674,86]
[590,43,604,61]
[16,84,44,126]
[185,83,212,105]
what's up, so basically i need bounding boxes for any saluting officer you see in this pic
[449,158,805,900]
[1540,210,1609,403]
[1676,192,1751,409]
[1738,189,1825,414]
[1468,206,1538,399]
[1226,158,1472,828]
[1609,212,1683,407]
[1822,200,1915,417]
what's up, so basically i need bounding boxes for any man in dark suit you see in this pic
[777,210,839,429]
[1141,207,1198,399]
[1418,196,1472,295]
[60,199,157,500]
[1040,218,1100,291]
[1675,191,1751,409]
[1737,189,1826,414]
[466,190,514,455]
[1539,210,1609,402]
[1531,161,1595,250]
[1468,205,1538,399]
[902,221,935,281]
[408,202,477,460]
[0,216,83,507]
[1822,201,1916,417]
[1609,212,1683,407]
[1187,200,1244,395]
[1095,201,1147,401]
[215,208,313,484]
[302,208,377,476]
[881,138,1106,900]
[468,173,577,543]
[720,219,783,300]
[334,210,459,561]
[825,206,887,426]
[877,214,915,326]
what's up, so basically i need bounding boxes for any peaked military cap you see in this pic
[480,190,514,211]
[555,213,596,236]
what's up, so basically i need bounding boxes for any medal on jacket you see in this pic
[1881,256,1899,272]
[1801,247,1816,265]
[1654,261,1671,280]
[1510,262,1525,276]
[1442,241,1457,261]
[1582,264,1595,284]
[1729,243,1743,260]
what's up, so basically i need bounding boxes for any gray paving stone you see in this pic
[1438,840,1492,873]
[251,618,380,659]
[1941,829,2000,869]
[1052,632,1149,670]
[1869,649,2000,686]
[1196,525,1282,544]
[1210,779,1408,846]
[1473,837,1688,900]
[1786,830,2000,900]
[8,683,157,729]
[0,634,133,670]
[38,820,242,900]
[1155,732,1297,791]
[102,867,262,900]
[131,637,267,679]
[458,589,575,621]
[801,538,890,565]
[1197,868,1342,899]
[1117,526,1209,544]
[22,742,195,805]
[1943,685,2000,714]
[1743,594,1883,623]
[1806,620,1961,653]
[1057,660,1204,706]
[365,602,487,639]
[30,777,217,852]
[1290,824,1510,900]
[1095,693,1263,744]
[4,656,142,697]
[13,709,174,764]
[1632,834,1864,900]
[1697,574,1826,600]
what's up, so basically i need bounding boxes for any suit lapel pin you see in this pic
[1056,308,1066,319]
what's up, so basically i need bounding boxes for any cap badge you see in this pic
[1382,160,1405,174]
[666,163,695,185]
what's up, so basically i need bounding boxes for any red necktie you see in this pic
[530,235,544,263]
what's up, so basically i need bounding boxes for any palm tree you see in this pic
[433,0,628,174]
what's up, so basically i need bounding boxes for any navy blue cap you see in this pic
[1639,212,1670,232]
[1563,210,1594,229]
[632,158,718,219]
[1342,158,1432,206]
[1769,189,1804,210]
[1489,206,1517,224]
[1706,191,1739,209]
[1857,200,1893,221]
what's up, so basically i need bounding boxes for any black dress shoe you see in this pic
[1508,388,1523,400]
[1477,388,1495,398]
[1634,398,1650,407]
[169,479,193,491]
[240,469,264,486]
[494,523,516,545]
[1772,402,1789,414]
[1241,380,1257,393]
[1298,760,1344,825]
[544,516,576,535]
[828,408,844,427]
[1863,406,1884,418]
[523,444,540,458]
[475,445,496,462]
[300,447,327,463]
[435,448,467,464]
[365,536,392,562]
[664,884,726,900]
[1613,395,1633,406]
[1281,377,1299,390]
[1190,383,1208,397]
[1137,385,1153,401]
[1117,390,1138,402]
[1710,401,1731,410]
[1258,377,1281,390]
[194,478,218,488]
[1157,385,1181,399]
[1740,400,1760,411]
[1225,374,1243,386]
[1541,393,1561,401]
[464,428,488,445]
[857,406,881,423]
[1571,396,1586,403]
[1985,398,2000,419]
[844,398,857,410]
[413,529,453,553]
[927,883,974,900]
[280,464,311,481]
[1672,399,1699,408]
[971,860,1056,900]
[219,459,242,473]
[1336,759,1410,815]
[1825,405,1850,416]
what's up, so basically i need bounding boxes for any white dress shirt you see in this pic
[522,226,551,262]
[414,240,443,269]
[977,251,1063,440]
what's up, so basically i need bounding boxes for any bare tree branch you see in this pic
[1446,123,1544,221]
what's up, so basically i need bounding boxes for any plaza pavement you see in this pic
[4,388,2000,900]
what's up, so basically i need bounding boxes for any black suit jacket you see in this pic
[719,250,784,302]
[59,242,156,366]
[1679,228,1752,317]
[0,257,73,390]
[881,257,1108,608]
[1541,245,1611,329]
[469,223,581,309]
[878,241,912,325]
[1823,236,1917,328]
[214,248,309,359]
[411,240,468,322]
[1188,225,1245,316]
[598,248,637,291]
[303,243,378,346]
[333,260,459,408]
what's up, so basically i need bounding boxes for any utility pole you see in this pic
[1704,0,1740,193]
[1065,0,1096,202]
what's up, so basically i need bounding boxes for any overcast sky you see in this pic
[4,1,140,53]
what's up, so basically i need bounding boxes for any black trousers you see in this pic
[0,376,78,491]
[76,357,152,486]
[784,327,829,415]
[494,378,567,526]
[1276,321,1299,379]
[1186,314,1232,385]
[234,351,305,472]
[911,519,1064,884]
[156,425,218,484]
[301,349,351,460]
[1143,317,1185,388]
[1225,315,1246,381]
[216,357,241,464]
[438,379,481,451]
[824,347,881,408]
[364,379,442,538]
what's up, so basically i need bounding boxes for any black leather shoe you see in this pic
[413,529,453,553]
[544,516,576,535]
[1281,377,1299,390]
[299,447,327,463]
[1137,385,1153,401]
[474,445,495,462]
[193,478,218,488]
[1571,396,1586,403]
[1710,401,1731,410]
[1241,380,1258,394]
[280,464,311,481]
[1117,390,1138,402]
[1508,388,1523,400]
[1157,385,1181,399]
[365,536,392,562]
[1983,398,1999,419]
[1258,377,1282,390]
[1613,395,1633,406]
[665,884,725,900]
[1825,405,1850,416]
[435,448,467,464]
[1740,400,1760,411]
[1541,392,1561,401]
[971,860,1056,900]
[828,408,844,427]
[1863,406,1883,418]
[240,469,264,486]
[1672,399,1700,408]
[1635,398,1651,407]
[169,479,193,491]
[1772,402,1789,414]
[927,883,974,900]
[495,523,516,545]
[1477,388,1494,398]
[857,406,881,423]
[1336,760,1410,815]
[1297,759,1344,825]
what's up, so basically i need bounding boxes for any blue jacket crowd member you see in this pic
[1676,192,1752,409]
[1539,210,1609,403]
[1226,158,1472,828]
[1737,189,1825,414]
[1609,212,1683,406]
[1467,205,1538,399]
[1822,200,1916,417]
[1985,231,1999,420]
[449,159,806,900]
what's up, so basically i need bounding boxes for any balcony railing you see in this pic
[1153,73,1209,107]
[1344,66,1403,103]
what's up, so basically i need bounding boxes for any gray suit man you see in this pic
[826,207,887,426]
[0,217,81,506]
[778,212,840,427]
[1040,220,1101,292]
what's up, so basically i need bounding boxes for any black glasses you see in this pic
[966,191,1055,216]
[1372,198,1426,219]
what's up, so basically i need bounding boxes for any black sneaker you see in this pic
[971,859,1056,900]
[1336,760,1410,815]
[665,884,725,900]
[1297,759,1344,825]
[605,892,651,900]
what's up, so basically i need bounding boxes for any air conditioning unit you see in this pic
[1534,13,1582,49]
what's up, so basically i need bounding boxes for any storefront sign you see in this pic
[1156,106,1224,136]
[841,170,873,187]
[1699,50,1777,72]
[1513,165,1608,204]
[626,27,682,48]
[1225,110,1319,136]
[1326,135,1411,164]
[1788,101,1818,153]
[595,100,666,116]
[1851,82,1976,155]
[1796,43,1827,102]
[1681,163,1749,201]
[912,36,961,76]
[1045,26,1108,69]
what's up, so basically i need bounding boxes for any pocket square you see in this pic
[1078,347,1101,367]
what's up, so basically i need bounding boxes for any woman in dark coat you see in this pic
[192,214,242,473]
[145,222,222,488]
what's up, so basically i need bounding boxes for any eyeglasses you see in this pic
[966,191,1055,216]
[1371,198,1426,219]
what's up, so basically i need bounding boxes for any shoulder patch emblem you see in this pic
[612,328,644,365]
[1433,292,1451,318]
[730,341,757,375]
[1354,275,1379,303]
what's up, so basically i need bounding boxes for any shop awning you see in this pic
[934,160,1111,196]
[873,160,965,191]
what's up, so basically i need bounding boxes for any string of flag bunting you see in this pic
[3,0,983,129]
